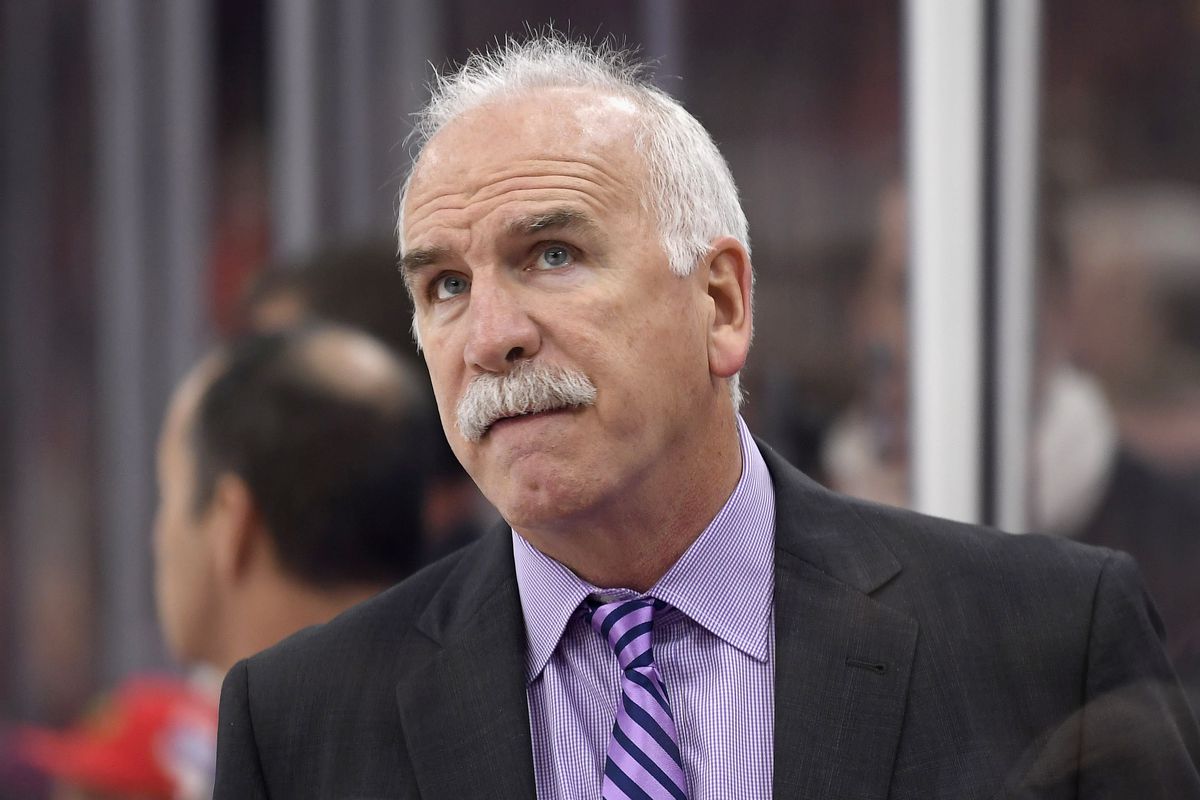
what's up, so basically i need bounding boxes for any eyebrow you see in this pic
[397,245,452,289]
[506,208,602,238]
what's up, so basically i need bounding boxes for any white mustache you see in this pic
[456,361,597,442]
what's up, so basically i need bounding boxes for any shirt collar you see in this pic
[512,416,776,683]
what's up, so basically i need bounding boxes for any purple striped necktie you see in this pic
[584,596,689,800]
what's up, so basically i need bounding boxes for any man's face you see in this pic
[401,88,722,532]
[152,364,220,665]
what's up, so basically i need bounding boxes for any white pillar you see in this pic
[905,0,985,523]
[994,0,1041,532]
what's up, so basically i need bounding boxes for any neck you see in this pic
[211,576,387,672]
[520,412,744,592]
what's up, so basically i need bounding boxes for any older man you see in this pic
[214,35,1200,799]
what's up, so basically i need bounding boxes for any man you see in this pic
[151,323,430,796]
[215,35,1200,798]
[8,324,430,800]
[155,323,430,673]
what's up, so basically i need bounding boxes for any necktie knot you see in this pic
[585,596,666,672]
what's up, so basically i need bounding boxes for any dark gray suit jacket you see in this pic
[214,445,1200,798]
[1075,449,1200,711]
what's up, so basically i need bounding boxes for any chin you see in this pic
[491,470,604,531]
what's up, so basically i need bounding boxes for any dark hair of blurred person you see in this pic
[234,241,491,562]
[154,323,431,673]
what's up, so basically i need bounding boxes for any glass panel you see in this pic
[1039,0,1200,709]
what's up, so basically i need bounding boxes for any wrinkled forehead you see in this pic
[402,87,649,235]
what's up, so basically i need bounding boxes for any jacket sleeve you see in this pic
[213,659,271,800]
[1071,551,1200,796]
[999,548,1200,798]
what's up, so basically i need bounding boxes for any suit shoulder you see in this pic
[837,495,1146,668]
[242,533,491,677]
[760,435,1116,591]
[846,493,1118,584]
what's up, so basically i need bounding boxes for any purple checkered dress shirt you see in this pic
[513,416,775,799]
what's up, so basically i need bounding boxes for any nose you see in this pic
[462,273,541,373]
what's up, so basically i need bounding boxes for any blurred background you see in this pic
[2,0,1198,746]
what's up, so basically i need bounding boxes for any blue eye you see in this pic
[435,274,469,300]
[536,245,573,270]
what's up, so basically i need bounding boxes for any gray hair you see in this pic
[398,32,750,409]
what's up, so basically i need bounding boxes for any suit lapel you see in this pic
[395,526,537,800]
[761,443,919,800]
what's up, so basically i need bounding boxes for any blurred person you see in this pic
[823,180,912,508]
[154,323,429,673]
[216,33,1199,798]
[25,323,434,799]
[824,179,1200,710]
[235,242,491,562]
[6,676,218,800]
[1061,183,1200,474]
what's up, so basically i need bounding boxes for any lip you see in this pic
[486,407,574,436]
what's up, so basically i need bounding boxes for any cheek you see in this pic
[582,302,707,419]
[421,340,463,410]
[151,507,166,559]
[422,362,475,469]
[153,511,211,660]
[154,521,186,610]
[154,541,187,654]
[152,499,181,578]
[632,293,710,375]
[430,373,459,422]
[429,374,467,452]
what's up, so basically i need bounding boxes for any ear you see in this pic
[206,473,262,585]
[703,236,753,381]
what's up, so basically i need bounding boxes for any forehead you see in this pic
[161,356,222,458]
[403,87,647,233]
